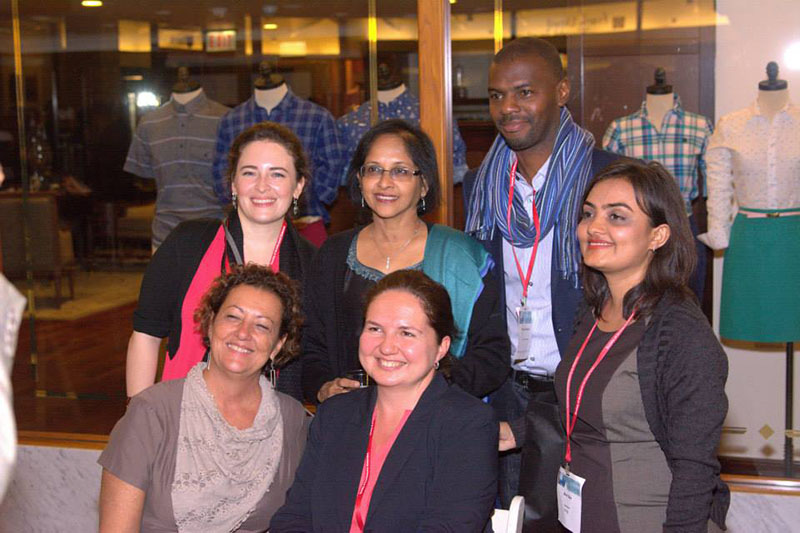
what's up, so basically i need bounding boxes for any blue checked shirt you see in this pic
[336,90,469,185]
[602,94,713,213]
[212,89,343,221]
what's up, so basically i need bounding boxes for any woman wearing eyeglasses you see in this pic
[302,119,509,404]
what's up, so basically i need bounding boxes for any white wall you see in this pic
[715,0,800,461]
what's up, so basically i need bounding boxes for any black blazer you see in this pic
[270,374,499,532]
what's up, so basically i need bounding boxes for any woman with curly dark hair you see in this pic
[100,265,309,533]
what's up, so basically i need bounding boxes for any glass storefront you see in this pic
[2,0,799,480]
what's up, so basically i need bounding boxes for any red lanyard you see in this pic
[224,219,287,273]
[353,413,377,531]
[564,311,637,465]
[269,220,287,273]
[506,159,541,305]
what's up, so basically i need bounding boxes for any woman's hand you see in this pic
[317,377,362,402]
[498,421,517,451]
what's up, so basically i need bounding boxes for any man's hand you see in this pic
[499,421,518,451]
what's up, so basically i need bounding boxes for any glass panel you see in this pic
[3,0,382,436]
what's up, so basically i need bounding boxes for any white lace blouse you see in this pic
[699,100,800,249]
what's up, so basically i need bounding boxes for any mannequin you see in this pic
[757,61,789,121]
[645,68,674,132]
[212,59,344,246]
[171,67,202,105]
[253,61,287,113]
[602,66,713,300]
[376,61,406,103]
[125,66,229,248]
[336,57,469,183]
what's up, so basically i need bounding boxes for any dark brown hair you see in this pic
[581,160,696,320]
[347,119,440,215]
[227,122,310,199]
[362,270,457,372]
[194,264,303,367]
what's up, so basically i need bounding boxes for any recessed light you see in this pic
[81,1,103,7]
[263,23,278,30]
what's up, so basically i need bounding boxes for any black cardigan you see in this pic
[133,212,316,400]
[572,295,730,531]
[300,226,510,402]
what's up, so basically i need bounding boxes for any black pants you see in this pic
[491,376,565,532]
[518,386,565,533]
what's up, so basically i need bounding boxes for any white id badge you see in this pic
[556,466,584,532]
[515,306,533,361]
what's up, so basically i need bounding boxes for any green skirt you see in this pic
[720,211,800,342]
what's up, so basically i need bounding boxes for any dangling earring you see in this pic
[266,360,277,389]
[231,192,238,210]
[292,197,299,216]
[420,196,426,213]
[361,195,365,208]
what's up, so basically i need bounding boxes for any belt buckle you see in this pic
[766,212,780,218]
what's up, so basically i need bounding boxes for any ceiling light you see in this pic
[81,0,103,6]
[263,23,278,30]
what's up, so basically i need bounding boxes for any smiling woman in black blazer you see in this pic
[270,271,498,532]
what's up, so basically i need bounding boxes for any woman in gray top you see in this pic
[554,160,729,532]
[99,265,309,532]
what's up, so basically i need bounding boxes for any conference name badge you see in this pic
[515,306,533,362]
[556,466,584,532]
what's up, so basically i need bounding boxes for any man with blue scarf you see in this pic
[464,38,617,532]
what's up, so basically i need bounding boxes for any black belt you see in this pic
[512,370,555,393]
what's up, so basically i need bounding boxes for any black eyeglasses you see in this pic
[358,164,422,181]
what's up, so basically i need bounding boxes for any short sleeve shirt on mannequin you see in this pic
[703,100,800,248]
[336,91,469,184]
[603,94,713,214]
[124,90,230,247]
[211,89,343,222]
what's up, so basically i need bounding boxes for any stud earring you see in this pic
[292,197,299,216]
[434,360,440,370]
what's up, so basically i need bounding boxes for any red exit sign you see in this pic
[206,30,236,52]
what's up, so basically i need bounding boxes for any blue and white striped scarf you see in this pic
[465,107,595,287]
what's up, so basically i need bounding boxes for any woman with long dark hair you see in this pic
[554,160,729,532]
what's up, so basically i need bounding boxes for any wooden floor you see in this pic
[11,302,135,435]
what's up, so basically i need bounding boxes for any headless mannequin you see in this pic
[254,60,287,113]
[758,62,790,122]
[646,68,674,132]
[172,66,202,105]
[646,93,673,132]
[173,87,202,105]
[378,83,406,104]
[254,83,288,113]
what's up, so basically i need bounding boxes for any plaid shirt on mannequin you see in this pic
[603,94,713,214]
[212,89,343,221]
